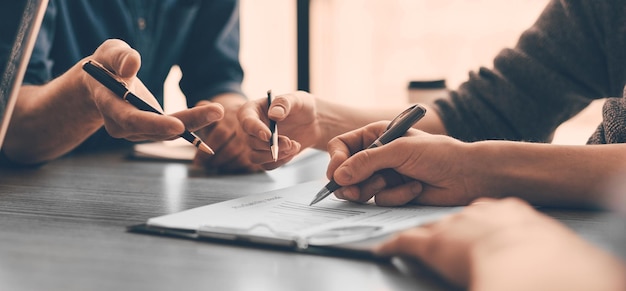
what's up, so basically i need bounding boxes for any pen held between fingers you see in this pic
[82,60,213,153]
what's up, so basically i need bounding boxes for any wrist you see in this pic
[315,98,357,150]
[459,142,508,198]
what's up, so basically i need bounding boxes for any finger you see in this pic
[374,227,432,258]
[87,41,165,118]
[333,184,370,203]
[247,136,299,164]
[246,139,285,166]
[326,149,350,181]
[327,122,387,157]
[469,197,498,206]
[269,91,306,121]
[338,174,386,202]
[259,154,297,171]
[171,103,224,131]
[92,39,141,79]
[326,122,390,181]
[359,174,387,200]
[247,133,276,151]
[354,169,402,201]
[100,101,184,139]
[332,140,415,186]
[374,181,423,206]
[238,99,272,142]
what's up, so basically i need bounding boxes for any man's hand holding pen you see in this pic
[81,39,224,145]
[238,91,322,170]
[324,120,480,207]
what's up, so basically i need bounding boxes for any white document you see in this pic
[147,180,461,249]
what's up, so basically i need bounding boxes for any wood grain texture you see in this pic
[0,149,622,291]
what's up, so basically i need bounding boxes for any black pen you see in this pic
[82,60,214,155]
[267,90,278,162]
[309,104,427,206]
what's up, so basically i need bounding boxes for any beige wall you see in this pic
[308,0,601,144]
[239,0,297,98]
[310,0,550,107]
[164,0,601,145]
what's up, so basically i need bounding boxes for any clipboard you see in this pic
[128,180,461,261]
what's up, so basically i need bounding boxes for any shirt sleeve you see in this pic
[177,0,244,107]
[433,0,625,142]
[0,2,30,68]
[22,0,57,85]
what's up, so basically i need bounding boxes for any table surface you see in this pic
[1,148,624,291]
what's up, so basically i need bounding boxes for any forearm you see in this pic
[314,99,447,150]
[3,65,102,164]
[469,141,626,208]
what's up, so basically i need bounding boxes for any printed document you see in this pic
[147,180,460,248]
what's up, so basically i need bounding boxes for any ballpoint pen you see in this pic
[309,104,427,206]
[82,60,214,155]
[267,90,279,162]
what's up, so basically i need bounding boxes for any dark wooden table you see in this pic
[0,148,624,291]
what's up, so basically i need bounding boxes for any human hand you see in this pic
[82,39,225,141]
[374,198,626,290]
[238,90,321,170]
[192,94,265,173]
[326,121,479,206]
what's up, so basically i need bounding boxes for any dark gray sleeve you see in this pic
[434,0,626,142]
[178,0,244,106]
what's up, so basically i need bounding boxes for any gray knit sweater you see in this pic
[434,0,626,144]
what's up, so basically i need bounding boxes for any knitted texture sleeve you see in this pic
[433,0,626,142]
[587,87,626,144]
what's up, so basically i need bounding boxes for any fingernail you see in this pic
[269,106,285,117]
[208,111,222,120]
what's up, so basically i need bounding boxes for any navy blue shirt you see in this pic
[25,0,244,150]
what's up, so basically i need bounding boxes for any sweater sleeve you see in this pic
[434,0,626,142]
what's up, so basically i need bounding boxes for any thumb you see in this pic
[92,39,141,79]
[270,90,312,121]
[269,93,296,121]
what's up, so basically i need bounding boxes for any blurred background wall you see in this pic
[165,0,602,145]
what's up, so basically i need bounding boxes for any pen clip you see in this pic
[84,59,129,88]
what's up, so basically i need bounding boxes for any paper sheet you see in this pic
[148,180,461,246]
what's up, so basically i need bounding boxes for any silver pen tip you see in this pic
[309,188,331,206]
[271,145,278,162]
